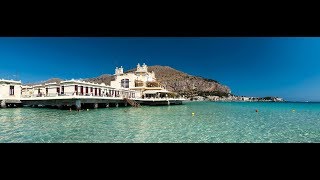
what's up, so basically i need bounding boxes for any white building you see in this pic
[21,84,46,97]
[21,79,136,98]
[0,79,22,107]
[0,79,22,100]
[110,63,172,98]
[21,85,34,97]
[242,97,250,101]
[59,80,117,97]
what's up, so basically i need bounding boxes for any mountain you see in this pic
[25,78,63,86]
[45,78,63,84]
[84,74,115,85]
[27,66,231,98]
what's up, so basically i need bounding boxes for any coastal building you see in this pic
[22,84,46,97]
[242,97,250,101]
[59,80,135,98]
[0,79,22,99]
[110,63,173,98]
[21,79,136,98]
[21,85,34,98]
[2,63,185,109]
[0,79,22,107]
[274,97,283,102]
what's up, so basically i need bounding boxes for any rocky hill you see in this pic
[25,78,63,86]
[84,74,115,85]
[27,66,231,98]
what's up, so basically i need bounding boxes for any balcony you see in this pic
[146,81,161,88]
[135,80,144,87]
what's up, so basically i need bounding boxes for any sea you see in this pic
[1,101,320,143]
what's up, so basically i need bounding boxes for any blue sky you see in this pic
[0,37,319,101]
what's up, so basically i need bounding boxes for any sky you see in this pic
[0,37,320,102]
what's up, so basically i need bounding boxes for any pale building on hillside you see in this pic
[276,97,283,101]
[242,97,250,101]
[110,63,173,98]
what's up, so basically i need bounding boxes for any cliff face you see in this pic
[31,66,231,97]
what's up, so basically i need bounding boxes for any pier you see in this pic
[21,96,125,110]
[19,95,185,110]
[0,99,22,108]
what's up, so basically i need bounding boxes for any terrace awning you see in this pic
[4,99,21,103]
[143,90,170,94]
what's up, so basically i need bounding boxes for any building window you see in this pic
[57,87,60,94]
[121,79,129,88]
[75,85,78,95]
[9,86,14,95]
[80,86,84,95]
[61,86,64,94]
[135,80,143,87]
[86,87,88,94]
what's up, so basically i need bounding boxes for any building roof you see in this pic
[0,79,22,84]
[60,80,111,88]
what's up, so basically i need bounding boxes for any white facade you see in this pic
[31,85,46,97]
[110,63,172,98]
[21,85,34,97]
[45,83,60,97]
[21,79,136,99]
[0,79,22,100]
[242,97,250,101]
[60,80,115,96]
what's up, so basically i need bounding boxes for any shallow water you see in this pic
[1,101,320,143]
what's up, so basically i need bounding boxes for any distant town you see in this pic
[190,95,284,102]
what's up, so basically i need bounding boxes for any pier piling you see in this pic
[1,100,6,108]
[76,100,81,110]
[19,96,184,109]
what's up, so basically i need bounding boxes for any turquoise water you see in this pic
[1,101,320,143]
